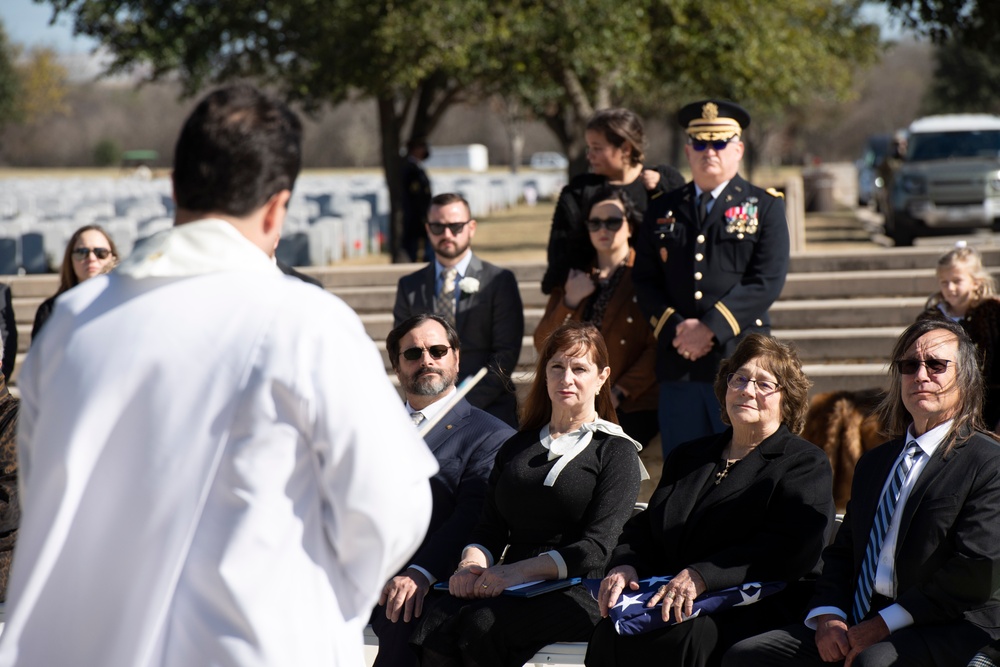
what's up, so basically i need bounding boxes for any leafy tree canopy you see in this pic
[879,0,1000,53]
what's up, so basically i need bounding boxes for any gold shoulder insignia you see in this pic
[765,187,784,200]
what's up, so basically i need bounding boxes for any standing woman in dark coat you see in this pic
[542,108,684,295]
[586,334,834,667]
[411,321,644,667]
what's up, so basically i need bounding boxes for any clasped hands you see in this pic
[597,565,707,624]
[449,561,523,599]
[673,319,714,362]
[814,614,890,666]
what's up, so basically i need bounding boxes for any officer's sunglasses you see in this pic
[690,138,740,152]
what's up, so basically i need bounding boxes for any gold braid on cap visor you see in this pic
[685,117,742,142]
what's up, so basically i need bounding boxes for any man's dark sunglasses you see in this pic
[690,139,738,152]
[894,358,952,375]
[427,221,470,236]
[585,217,625,233]
[401,345,452,361]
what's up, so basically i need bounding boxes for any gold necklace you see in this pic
[715,458,740,485]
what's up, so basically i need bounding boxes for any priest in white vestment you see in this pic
[0,84,438,667]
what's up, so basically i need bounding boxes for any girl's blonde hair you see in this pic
[926,245,996,310]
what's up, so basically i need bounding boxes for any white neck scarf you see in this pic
[539,418,648,486]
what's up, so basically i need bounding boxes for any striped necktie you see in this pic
[852,441,921,623]
[436,267,458,326]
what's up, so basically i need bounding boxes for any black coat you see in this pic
[610,425,834,592]
[812,432,1000,636]
[632,175,789,382]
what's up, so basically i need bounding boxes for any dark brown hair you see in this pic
[713,333,812,434]
[520,321,617,431]
[586,108,646,166]
[584,184,641,234]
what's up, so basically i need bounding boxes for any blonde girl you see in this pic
[920,243,1000,428]
[925,244,996,319]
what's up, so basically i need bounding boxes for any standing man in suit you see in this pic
[394,193,524,428]
[632,99,789,462]
[401,138,433,262]
[725,318,1000,667]
[372,313,514,667]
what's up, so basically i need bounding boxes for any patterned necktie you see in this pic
[436,267,458,326]
[410,411,425,426]
[698,191,713,226]
[852,442,921,623]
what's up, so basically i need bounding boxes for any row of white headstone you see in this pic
[0,170,566,275]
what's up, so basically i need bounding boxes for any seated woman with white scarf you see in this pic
[410,321,646,667]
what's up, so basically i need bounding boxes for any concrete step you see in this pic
[770,297,925,329]
[376,328,901,374]
[788,246,1000,273]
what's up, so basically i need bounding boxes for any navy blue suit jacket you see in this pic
[412,397,514,581]
[393,253,524,427]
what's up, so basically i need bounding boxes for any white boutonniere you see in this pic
[459,277,480,294]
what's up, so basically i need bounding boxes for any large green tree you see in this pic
[40,0,878,253]
[0,22,22,133]
[490,0,879,175]
[44,0,497,259]
[923,40,1000,114]
[878,0,999,52]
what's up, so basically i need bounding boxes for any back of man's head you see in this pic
[173,84,303,218]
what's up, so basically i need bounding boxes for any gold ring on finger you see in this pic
[482,584,488,589]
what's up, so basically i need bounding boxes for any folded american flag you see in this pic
[582,576,785,636]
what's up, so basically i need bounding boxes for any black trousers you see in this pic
[722,619,993,667]
[370,605,421,667]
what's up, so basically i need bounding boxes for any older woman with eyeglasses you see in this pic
[31,224,119,343]
[586,334,834,667]
[534,185,659,446]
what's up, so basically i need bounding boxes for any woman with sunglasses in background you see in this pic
[411,321,645,667]
[31,224,119,343]
[534,186,659,447]
[541,108,684,295]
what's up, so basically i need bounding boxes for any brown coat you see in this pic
[534,249,658,413]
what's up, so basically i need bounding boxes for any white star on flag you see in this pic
[734,587,761,606]
[616,593,644,612]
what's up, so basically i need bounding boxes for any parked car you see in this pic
[884,114,1000,246]
[856,134,891,208]
[529,152,569,170]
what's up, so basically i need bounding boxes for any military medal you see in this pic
[724,197,760,236]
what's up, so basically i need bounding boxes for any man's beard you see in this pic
[404,367,456,397]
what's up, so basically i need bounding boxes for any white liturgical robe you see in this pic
[0,219,438,667]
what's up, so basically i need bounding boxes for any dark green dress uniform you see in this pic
[632,175,790,455]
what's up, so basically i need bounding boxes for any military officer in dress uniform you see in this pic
[632,99,790,462]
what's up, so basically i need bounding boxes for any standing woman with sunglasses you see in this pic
[31,224,119,343]
[541,108,684,295]
[534,185,659,446]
